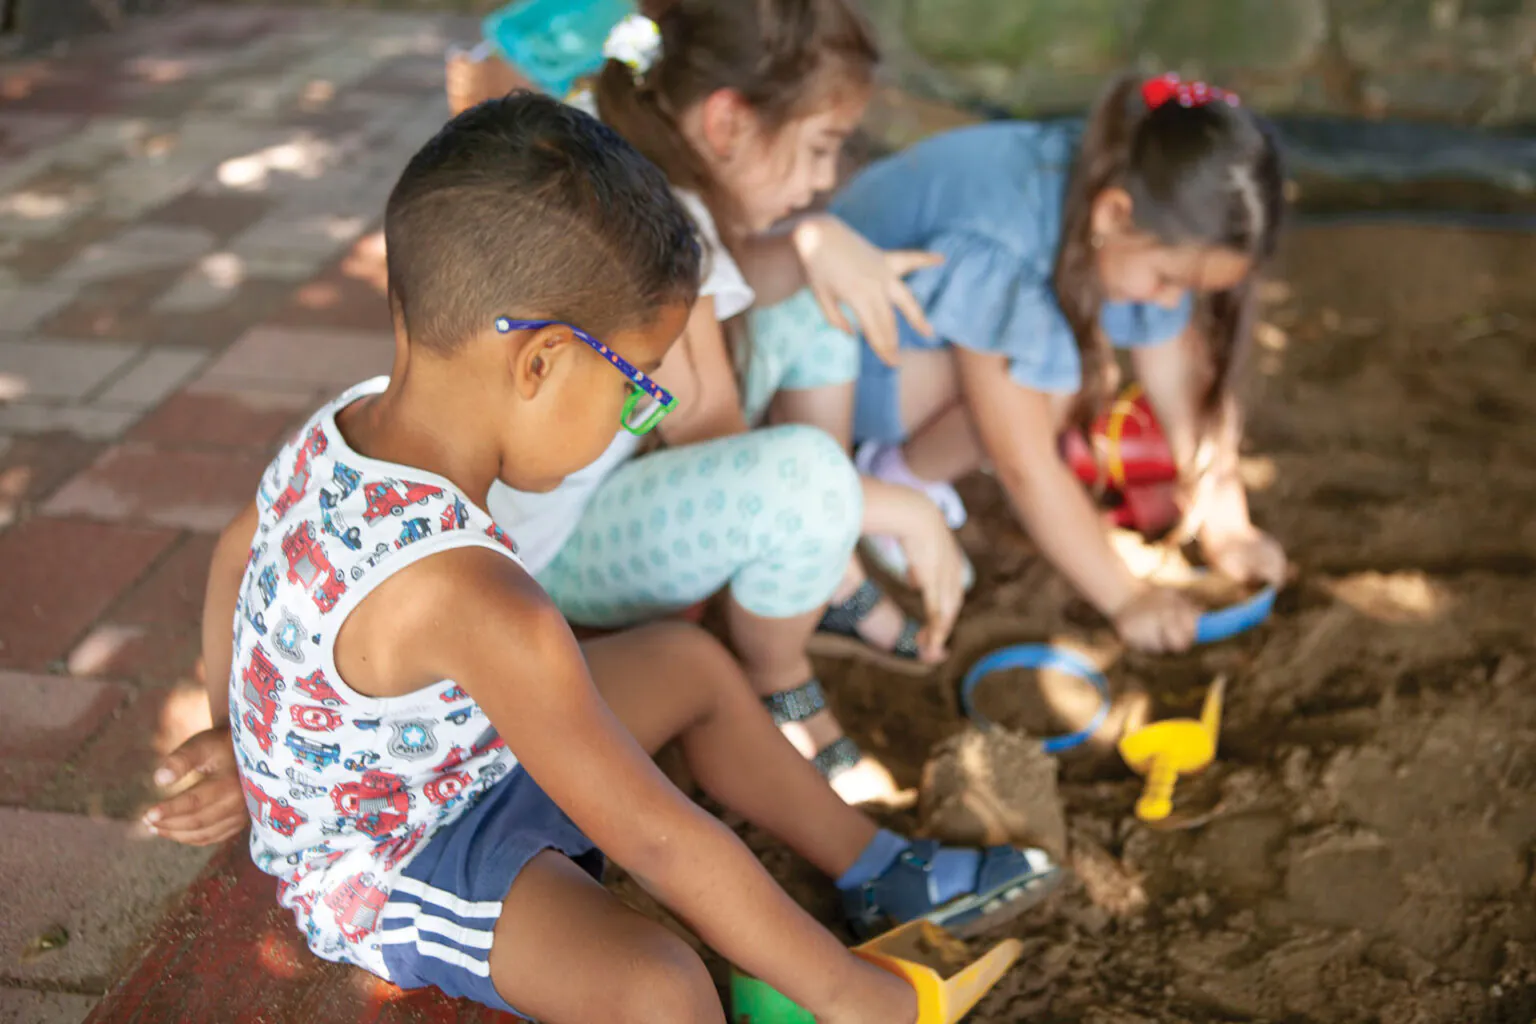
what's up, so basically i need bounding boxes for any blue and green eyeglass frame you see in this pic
[495,317,677,436]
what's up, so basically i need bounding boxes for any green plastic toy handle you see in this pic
[730,969,817,1024]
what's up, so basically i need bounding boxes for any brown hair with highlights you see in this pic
[1053,74,1284,434]
[593,0,879,241]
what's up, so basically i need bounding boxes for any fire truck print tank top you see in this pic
[231,377,522,976]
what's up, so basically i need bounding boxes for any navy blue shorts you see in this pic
[378,769,602,1016]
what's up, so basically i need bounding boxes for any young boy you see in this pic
[145,93,1059,1022]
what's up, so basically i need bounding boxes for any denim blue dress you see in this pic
[829,121,1192,443]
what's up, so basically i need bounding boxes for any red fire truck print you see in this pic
[361,480,444,523]
[470,725,505,758]
[282,522,347,614]
[485,523,518,554]
[270,426,330,519]
[242,776,307,837]
[423,771,471,806]
[297,668,343,707]
[380,822,428,872]
[439,685,468,703]
[241,645,284,754]
[433,745,470,774]
[440,498,469,532]
[331,770,411,839]
[323,871,388,943]
[291,705,343,732]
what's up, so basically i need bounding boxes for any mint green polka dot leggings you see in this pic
[536,289,864,625]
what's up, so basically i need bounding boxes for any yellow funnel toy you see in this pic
[855,921,1023,1024]
[1117,676,1225,822]
[730,921,1021,1024]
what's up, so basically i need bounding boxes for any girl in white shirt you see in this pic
[488,0,963,805]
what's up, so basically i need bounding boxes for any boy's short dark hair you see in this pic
[384,91,702,353]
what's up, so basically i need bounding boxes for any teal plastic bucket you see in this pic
[482,0,633,97]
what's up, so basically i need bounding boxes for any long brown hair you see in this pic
[592,0,878,243]
[1053,74,1284,434]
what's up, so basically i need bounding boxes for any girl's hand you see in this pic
[1113,585,1200,653]
[893,495,966,659]
[1201,525,1287,588]
[791,214,943,366]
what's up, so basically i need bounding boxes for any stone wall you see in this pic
[863,0,1536,126]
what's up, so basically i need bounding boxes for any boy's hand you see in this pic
[1112,585,1199,653]
[816,958,918,1024]
[791,214,942,367]
[144,724,247,845]
[892,494,965,660]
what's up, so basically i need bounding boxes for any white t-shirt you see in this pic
[486,188,755,575]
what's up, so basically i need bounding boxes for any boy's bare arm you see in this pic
[144,500,260,843]
[200,500,261,722]
[369,548,881,1019]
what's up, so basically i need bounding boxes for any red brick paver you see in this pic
[0,6,477,1015]
[0,518,177,670]
[44,443,266,532]
[85,840,518,1024]
[68,532,217,681]
[128,387,314,450]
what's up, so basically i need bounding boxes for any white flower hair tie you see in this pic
[603,13,663,78]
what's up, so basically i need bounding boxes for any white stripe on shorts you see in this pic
[380,903,496,951]
[391,876,504,920]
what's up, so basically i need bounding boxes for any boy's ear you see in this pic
[1090,186,1135,240]
[509,324,575,398]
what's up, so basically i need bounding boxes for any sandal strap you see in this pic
[818,579,883,636]
[812,736,862,779]
[762,679,827,726]
[892,617,922,660]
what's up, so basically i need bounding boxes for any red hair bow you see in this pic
[1141,73,1239,110]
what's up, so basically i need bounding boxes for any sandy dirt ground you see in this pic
[625,224,1536,1024]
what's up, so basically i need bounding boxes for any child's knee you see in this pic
[758,424,862,534]
[621,929,719,1024]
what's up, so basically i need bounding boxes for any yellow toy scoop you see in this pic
[730,920,1021,1024]
[1117,676,1225,822]
[855,920,1023,1024]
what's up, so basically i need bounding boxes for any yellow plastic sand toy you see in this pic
[730,920,1021,1024]
[854,921,1023,1024]
[1117,676,1225,822]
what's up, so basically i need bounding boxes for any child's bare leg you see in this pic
[489,851,723,1024]
[575,623,1060,939]
[583,621,877,877]
[902,402,984,482]
[771,381,855,449]
[893,348,982,482]
[721,601,904,808]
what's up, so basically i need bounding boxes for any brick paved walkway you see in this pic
[0,8,481,1019]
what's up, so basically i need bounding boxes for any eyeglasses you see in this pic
[494,317,676,436]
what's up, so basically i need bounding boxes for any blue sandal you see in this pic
[762,679,862,780]
[842,840,1063,940]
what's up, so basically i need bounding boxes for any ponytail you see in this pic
[1054,73,1284,437]
[1053,74,1141,427]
